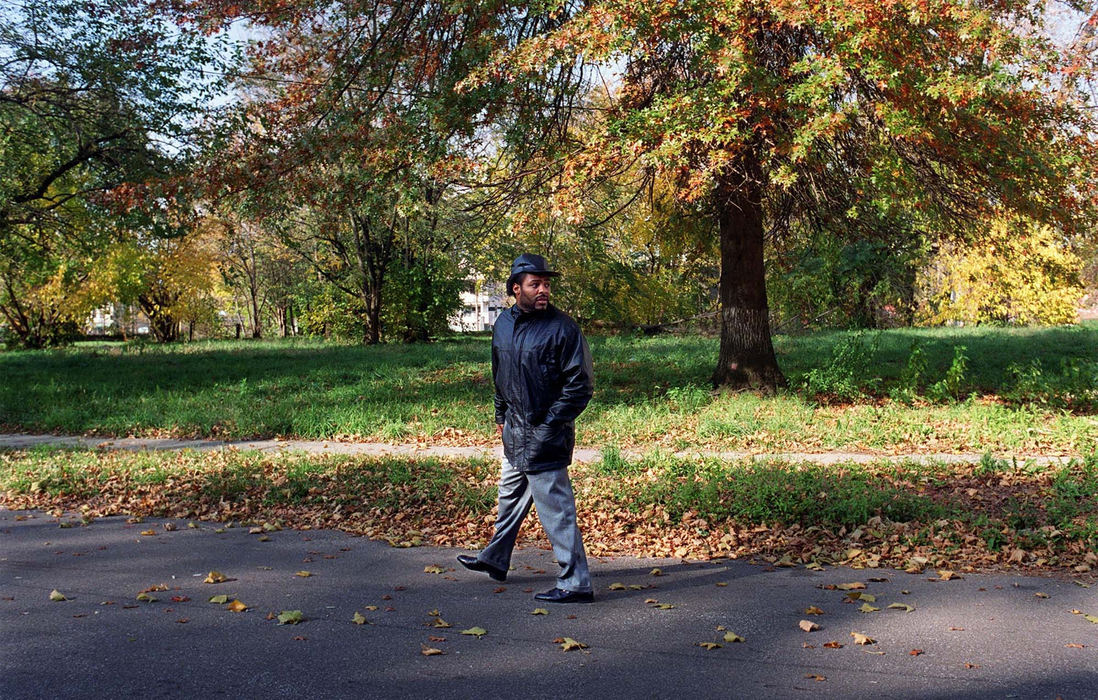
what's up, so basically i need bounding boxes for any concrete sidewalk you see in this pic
[2,507,1096,699]
[0,432,1076,467]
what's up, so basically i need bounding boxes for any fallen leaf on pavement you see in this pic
[823,641,843,649]
[277,610,303,625]
[140,530,156,536]
[558,637,588,651]
[650,568,664,576]
[723,632,744,643]
[697,642,721,650]
[203,571,227,584]
[1084,614,1098,624]
[461,626,487,637]
[208,595,229,604]
[804,674,826,682]
[804,606,825,615]
[888,603,915,612]
[608,582,626,591]
[226,600,247,613]
[1035,592,1049,599]
[49,590,67,602]
[295,571,312,578]
[964,662,980,669]
[851,632,875,645]
[531,608,549,616]
[910,649,923,656]
[860,603,880,613]
[835,582,866,591]
[799,620,820,632]
[421,645,445,656]
[431,617,451,628]
[424,565,446,574]
[1065,643,1086,649]
[935,570,962,581]
[352,612,368,625]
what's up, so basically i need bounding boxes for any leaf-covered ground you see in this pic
[3,448,1096,578]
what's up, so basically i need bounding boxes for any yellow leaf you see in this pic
[421,645,445,656]
[424,565,446,574]
[431,617,452,628]
[226,600,247,613]
[257,536,270,542]
[49,590,67,602]
[461,626,487,637]
[851,632,876,645]
[723,632,745,643]
[1084,614,1098,624]
[295,571,312,578]
[1034,592,1049,599]
[650,568,664,576]
[859,603,880,613]
[208,595,229,604]
[652,603,675,610]
[697,642,722,650]
[887,603,915,612]
[936,570,961,581]
[836,582,866,591]
[352,612,368,625]
[804,606,825,615]
[629,584,645,590]
[608,582,626,591]
[559,637,588,651]
[799,620,820,632]
[140,530,157,537]
[715,582,728,587]
[203,571,227,584]
[857,593,876,603]
[365,605,379,611]
[531,608,550,616]
[136,592,156,602]
[805,562,825,571]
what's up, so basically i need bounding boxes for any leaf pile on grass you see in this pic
[2,447,1097,576]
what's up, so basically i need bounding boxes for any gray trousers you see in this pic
[477,457,592,593]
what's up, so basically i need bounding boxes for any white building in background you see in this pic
[450,280,507,332]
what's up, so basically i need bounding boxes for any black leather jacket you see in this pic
[492,303,594,472]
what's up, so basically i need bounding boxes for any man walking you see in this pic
[458,253,595,603]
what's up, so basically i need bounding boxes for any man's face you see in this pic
[514,274,552,312]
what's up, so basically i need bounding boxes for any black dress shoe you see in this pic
[534,587,594,604]
[456,554,507,582]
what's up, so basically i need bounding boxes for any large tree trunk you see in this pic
[711,176,786,390]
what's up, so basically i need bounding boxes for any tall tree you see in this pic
[181,0,551,343]
[0,0,223,346]
[467,0,1098,388]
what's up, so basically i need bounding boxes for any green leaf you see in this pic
[723,631,745,643]
[531,608,550,616]
[208,594,229,604]
[888,603,915,612]
[461,626,487,637]
[352,611,368,625]
[859,603,880,613]
[277,610,303,625]
[49,590,67,602]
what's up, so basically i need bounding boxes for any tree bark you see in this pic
[711,175,787,390]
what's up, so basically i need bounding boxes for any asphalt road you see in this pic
[2,507,1096,699]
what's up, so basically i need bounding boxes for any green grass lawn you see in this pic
[2,324,1097,455]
